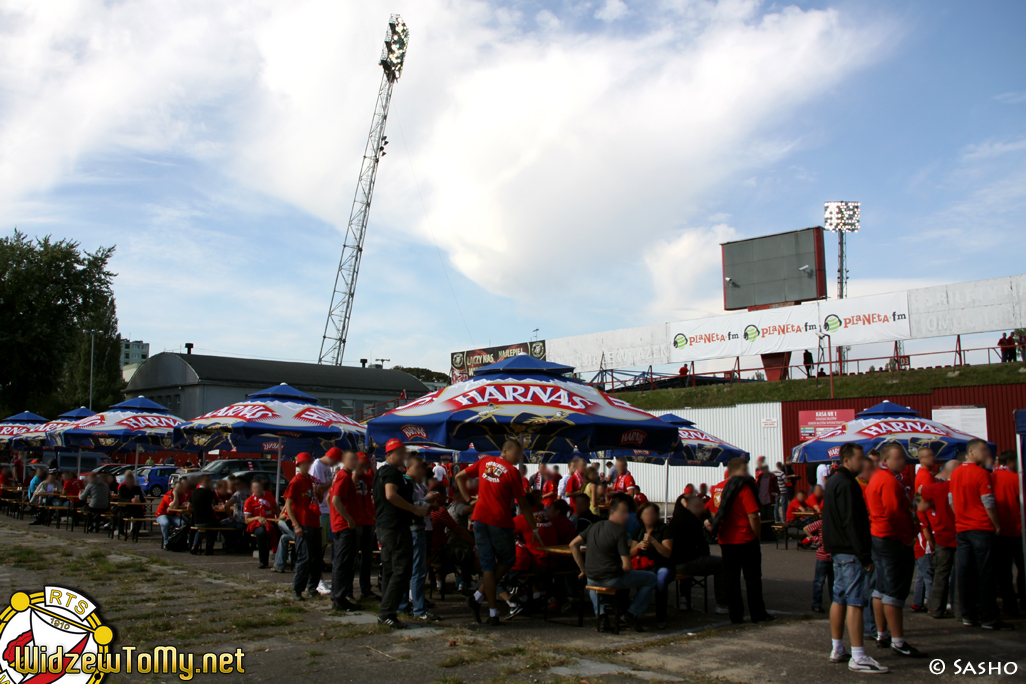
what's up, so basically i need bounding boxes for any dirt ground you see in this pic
[0,517,1023,683]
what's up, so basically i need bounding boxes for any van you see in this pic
[55,452,107,474]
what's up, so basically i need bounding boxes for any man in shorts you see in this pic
[823,443,888,674]
[456,439,538,626]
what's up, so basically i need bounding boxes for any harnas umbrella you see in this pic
[791,401,994,463]
[175,383,366,499]
[606,415,749,466]
[5,407,96,450]
[368,355,679,454]
[0,411,48,444]
[50,397,183,452]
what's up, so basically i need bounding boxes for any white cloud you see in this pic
[595,0,629,22]
[994,90,1026,104]
[961,137,1026,160]
[643,223,737,320]
[0,0,896,364]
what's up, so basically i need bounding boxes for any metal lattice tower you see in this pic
[824,201,860,373]
[319,15,409,365]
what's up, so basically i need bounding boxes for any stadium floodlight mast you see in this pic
[319,15,410,365]
[823,201,860,373]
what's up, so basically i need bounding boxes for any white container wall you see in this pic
[654,402,785,465]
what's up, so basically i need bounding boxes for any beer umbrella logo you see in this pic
[0,586,113,684]
[823,314,842,332]
[672,334,688,349]
[743,325,760,342]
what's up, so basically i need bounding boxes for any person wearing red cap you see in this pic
[373,438,428,629]
[992,450,1024,618]
[329,449,361,611]
[456,439,539,626]
[354,453,378,600]
[309,447,342,596]
[284,452,323,601]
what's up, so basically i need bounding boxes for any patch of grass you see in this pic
[311,622,391,641]
[307,649,324,657]
[438,646,528,669]
[278,605,307,615]
[623,363,1026,411]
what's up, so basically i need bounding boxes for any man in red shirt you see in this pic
[456,439,538,626]
[993,450,1024,617]
[541,471,559,508]
[243,479,279,569]
[914,448,936,494]
[950,439,1008,629]
[564,457,585,501]
[704,458,772,625]
[865,443,924,657]
[785,490,811,522]
[329,450,361,611]
[612,457,638,497]
[922,459,958,618]
[284,452,323,601]
[349,454,377,601]
[806,485,824,514]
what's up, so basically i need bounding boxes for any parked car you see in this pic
[198,459,281,481]
[135,465,178,497]
[54,452,108,474]
[167,467,201,489]
[91,463,124,476]
[230,470,291,498]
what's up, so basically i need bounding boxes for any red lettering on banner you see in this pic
[75,415,106,428]
[678,428,719,443]
[401,425,429,441]
[198,404,280,421]
[688,333,728,345]
[759,324,804,337]
[818,425,848,439]
[451,384,595,412]
[0,425,32,436]
[858,420,948,438]
[827,446,842,458]
[842,313,891,328]
[294,406,358,427]
[116,415,179,430]
[620,430,647,446]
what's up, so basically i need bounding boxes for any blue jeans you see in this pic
[275,520,295,571]
[871,536,914,608]
[774,497,787,523]
[913,554,934,607]
[654,566,673,621]
[957,530,997,624]
[587,570,657,618]
[156,514,180,546]
[832,554,865,607]
[813,558,834,608]
[862,566,877,636]
[399,529,428,616]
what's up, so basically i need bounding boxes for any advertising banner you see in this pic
[666,292,911,364]
[450,340,547,381]
[799,409,856,442]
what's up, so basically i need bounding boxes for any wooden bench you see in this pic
[584,585,622,634]
[118,517,156,542]
[189,526,240,551]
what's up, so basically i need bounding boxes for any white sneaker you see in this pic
[830,648,850,663]
[849,656,889,674]
[316,580,332,595]
[715,605,729,615]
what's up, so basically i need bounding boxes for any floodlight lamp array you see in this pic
[380,14,410,82]
[823,201,860,233]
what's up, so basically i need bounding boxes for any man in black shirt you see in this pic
[189,475,219,555]
[373,438,428,629]
[669,494,728,613]
[570,497,656,632]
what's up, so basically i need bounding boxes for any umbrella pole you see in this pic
[77,449,82,478]
[1018,428,1026,576]
[663,456,670,522]
[275,444,283,502]
[135,445,140,469]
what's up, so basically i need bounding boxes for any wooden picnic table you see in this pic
[539,545,586,556]
[793,510,818,518]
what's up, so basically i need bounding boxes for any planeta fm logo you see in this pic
[672,334,688,349]
[743,325,760,342]
[0,586,114,684]
[823,314,842,332]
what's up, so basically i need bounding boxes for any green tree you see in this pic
[0,230,124,417]
[391,365,449,384]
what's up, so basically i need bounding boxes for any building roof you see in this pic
[126,352,429,396]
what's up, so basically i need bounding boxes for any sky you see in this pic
[2,0,1024,375]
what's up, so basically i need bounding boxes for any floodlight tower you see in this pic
[824,201,860,372]
[319,15,410,365]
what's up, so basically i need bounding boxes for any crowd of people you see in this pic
[2,436,1022,656]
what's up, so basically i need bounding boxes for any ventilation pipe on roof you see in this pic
[360,358,368,368]
[185,343,194,355]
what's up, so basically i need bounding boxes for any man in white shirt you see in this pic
[309,447,342,595]
[816,462,831,489]
[432,462,447,484]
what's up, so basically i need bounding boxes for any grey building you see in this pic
[124,352,429,420]
[120,339,150,368]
